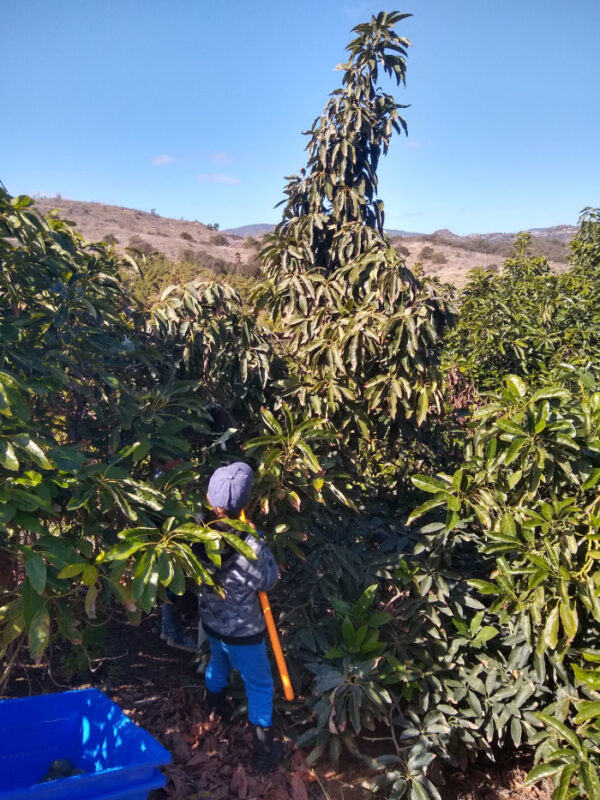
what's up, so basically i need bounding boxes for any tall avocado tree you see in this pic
[256,12,450,484]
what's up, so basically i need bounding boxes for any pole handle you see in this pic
[259,590,294,701]
[240,511,294,702]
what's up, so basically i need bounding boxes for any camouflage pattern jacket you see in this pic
[198,527,279,644]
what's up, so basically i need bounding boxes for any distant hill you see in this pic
[28,196,577,289]
[224,223,276,236]
[226,223,579,243]
[30,197,261,270]
[385,228,426,238]
[225,224,428,238]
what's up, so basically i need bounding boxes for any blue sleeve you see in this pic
[234,540,279,592]
[254,543,279,592]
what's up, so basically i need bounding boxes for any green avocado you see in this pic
[49,759,74,776]
[41,768,67,782]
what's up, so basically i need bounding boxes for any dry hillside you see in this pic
[32,197,258,272]
[31,197,572,288]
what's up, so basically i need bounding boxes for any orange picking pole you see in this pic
[258,591,294,701]
[240,511,294,701]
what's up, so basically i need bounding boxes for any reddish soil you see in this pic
[2,613,552,800]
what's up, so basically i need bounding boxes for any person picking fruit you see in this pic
[198,462,284,773]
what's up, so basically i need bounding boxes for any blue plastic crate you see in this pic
[0,689,171,799]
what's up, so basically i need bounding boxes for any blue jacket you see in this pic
[198,528,279,644]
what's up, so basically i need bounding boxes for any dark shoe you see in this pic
[205,688,233,722]
[160,605,197,651]
[160,631,197,651]
[252,725,284,773]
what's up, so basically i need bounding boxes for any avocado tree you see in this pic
[0,187,277,683]
[255,12,451,489]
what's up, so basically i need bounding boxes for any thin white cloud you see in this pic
[343,3,370,19]
[404,141,423,150]
[211,151,232,164]
[150,154,175,166]
[197,173,241,185]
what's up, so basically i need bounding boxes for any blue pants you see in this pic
[205,635,274,727]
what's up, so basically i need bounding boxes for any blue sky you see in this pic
[2,1,599,235]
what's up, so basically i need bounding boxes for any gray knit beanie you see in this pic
[207,462,254,515]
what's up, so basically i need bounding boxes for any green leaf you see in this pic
[505,375,527,399]
[56,604,82,644]
[510,718,522,748]
[524,763,562,785]
[407,496,446,524]
[169,563,185,595]
[81,564,98,586]
[409,778,431,800]
[574,700,600,724]
[25,554,46,595]
[472,626,498,647]
[559,599,578,642]
[22,578,43,628]
[342,616,355,645]
[28,605,50,661]
[2,598,24,652]
[531,387,570,402]
[500,513,517,538]
[411,475,450,494]
[543,604,559,650]
[504,437,528,466]
[416,388,429,426]
[13,434,53,469]
[103,541,147,562]
[132,550,155,600]
[157,551,174,586]
[220,532,256,560]
[572,663,600,689]
[555,764,577,800]
[582,468,600,491]
[85,585,98,619]
[582,761,600,800]
[535,714,582,754]
[496,418,523,436]
[468,579,500,595]
[0,439,19,471]
[57,562,86,579]
[261,407,283,435]
[14,512,46,534]
[582,649,600,663]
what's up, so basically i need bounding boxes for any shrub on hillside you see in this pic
[393,242,410,257]
[418,245,435,260]
[127,235,156,255]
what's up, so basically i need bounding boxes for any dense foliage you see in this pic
[0,187,282,682]
[1,11,600,800]
[255,11,451,493]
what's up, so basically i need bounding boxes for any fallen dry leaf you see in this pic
[290,772,309,800]
[186,748,210,768]
[230,764,249,799]
[290,748,311,776]
[168,730,192,763]
[268,786,291,800]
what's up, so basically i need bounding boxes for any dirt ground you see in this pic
[2,613,552,800]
